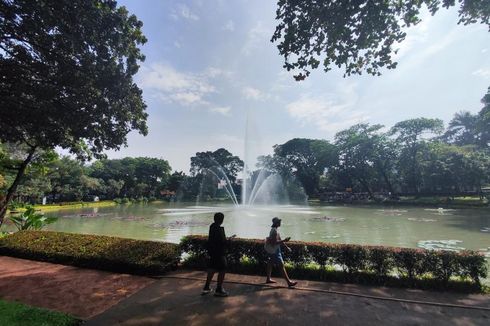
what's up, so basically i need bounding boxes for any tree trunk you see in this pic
[0,146,37,227]
[358,178,374,199]
[381,170,394,195]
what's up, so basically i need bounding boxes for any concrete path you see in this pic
[87,271,490,326]
[1,255,489,325]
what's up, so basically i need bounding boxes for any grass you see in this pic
[0,299,80,326]
[33,200,116,212]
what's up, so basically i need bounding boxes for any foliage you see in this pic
[190,148,244,183]
[0,231,181,275]
[0,299,80,326]
[89,157,171,199]
[180,235,487,289]
[271,0,490,79]
[0,0,148,222]
[8,206,57,231]
[271,138,337,196]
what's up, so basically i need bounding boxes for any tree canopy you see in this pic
[190,148,244,183]
[0,0,148,222]
[271,0,489,79]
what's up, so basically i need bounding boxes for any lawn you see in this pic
[0,299,79,326]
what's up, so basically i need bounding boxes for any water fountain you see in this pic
[161,110,312,217]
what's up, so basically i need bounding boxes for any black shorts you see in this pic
[208,255,227,271]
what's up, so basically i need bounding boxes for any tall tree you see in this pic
[390,118,444,193]
[272,0,489,79]
[443,111,479,146]
[334,124,384,197]
[0,0,148,224]
[190,148,244,183]
[477,86,490,149]
[273,138,337,196]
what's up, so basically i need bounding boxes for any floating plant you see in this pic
[312,216,346,222]
[417,239,465,252]
[408,218,437,222]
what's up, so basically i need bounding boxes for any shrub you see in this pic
[180,235,487,290]
[457,250,488,284]
[0,231,180,275]
[392,248,427,280]
[334,244,368,274]
[366,246,395,278]
[425,250,460,284]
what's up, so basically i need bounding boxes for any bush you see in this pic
[180,235,487,290]
[0,231,180,275]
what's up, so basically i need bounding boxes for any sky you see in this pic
[108,0,490,173]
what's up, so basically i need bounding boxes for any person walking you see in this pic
[264,217,297,287]
[202,212,235,297]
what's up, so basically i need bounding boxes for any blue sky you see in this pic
[108,0,490,173]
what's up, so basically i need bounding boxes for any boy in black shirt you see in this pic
[202,212,235,297]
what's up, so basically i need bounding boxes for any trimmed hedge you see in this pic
[180,235,488,289]
[0,231,180,275]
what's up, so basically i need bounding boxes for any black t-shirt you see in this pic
[207,222,226,256]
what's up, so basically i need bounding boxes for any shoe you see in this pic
[214,289,229,297]
[288,281,297,288]
[265,279,277,284]
[201,288,212,295]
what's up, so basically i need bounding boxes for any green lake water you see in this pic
[42,202,490,257]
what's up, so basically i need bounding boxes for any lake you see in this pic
[43,202,490,257]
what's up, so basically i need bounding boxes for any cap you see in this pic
[272,217,281,225]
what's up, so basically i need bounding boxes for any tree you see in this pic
[273,138,337,196]
[272,0,489,79]
[0,0,148,224]
[419,142,490,193]
[190,148,244,183]
[443,111,479,146]
[334,124,386,197]
[390,118,444,193]
[477,86,490,149]
[46,156,85,202]
[89,157,171,198]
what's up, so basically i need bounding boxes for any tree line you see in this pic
[2,88,488,204]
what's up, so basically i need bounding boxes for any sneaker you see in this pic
[288,281,297,288]
[214,289,229,297]
[201,288,212,295]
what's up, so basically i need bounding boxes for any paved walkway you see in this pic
[1,256,490,325]
[0,256,155,319]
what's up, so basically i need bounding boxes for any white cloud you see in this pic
[204,67,234,79]
[286,84,368,135]
[171,4,199,21]
[242,86,267,100]
[174,41,182,48]
[222,20,235,32]
[472,68,490,79]
[138,63,216,106]
[209,106,231,116]
[242,21,270,55]
[482,49,488,53]
[394,10,432,59]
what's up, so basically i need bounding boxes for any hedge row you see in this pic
[180,235,488,286]
[0,231,180,275]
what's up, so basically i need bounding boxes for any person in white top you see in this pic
[264,217,297,287]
